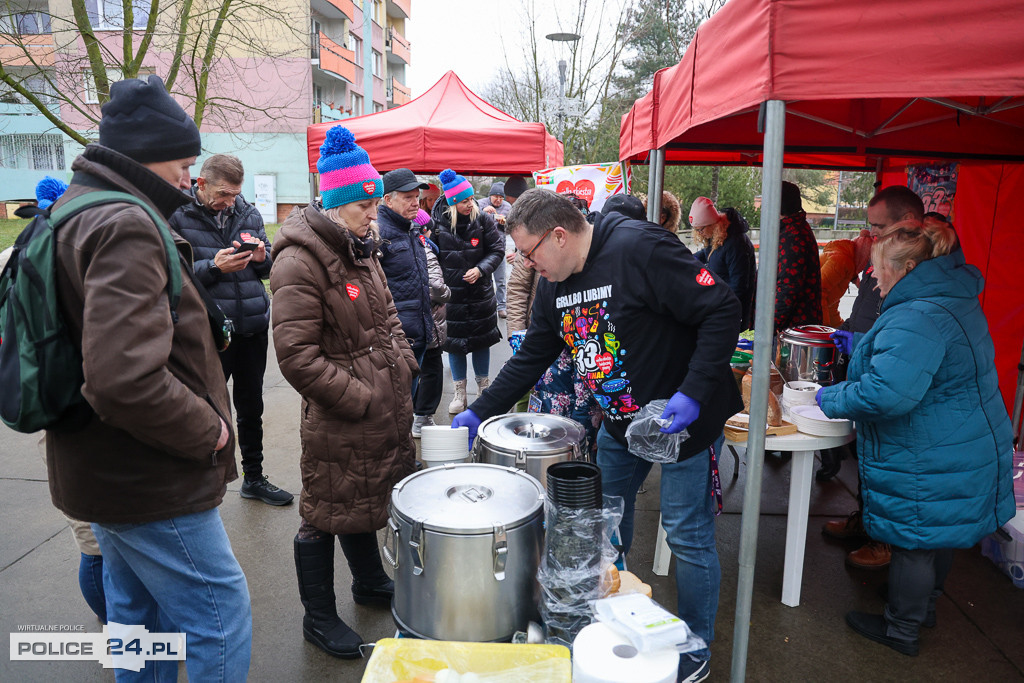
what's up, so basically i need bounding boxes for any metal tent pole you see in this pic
[730,99,786,683]
[646,147,665,222]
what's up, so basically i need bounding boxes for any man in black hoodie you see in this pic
[453,189,742,682]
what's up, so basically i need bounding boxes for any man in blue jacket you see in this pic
[171,154,293,506]
[454,189,742,683]
[379,168,433,407]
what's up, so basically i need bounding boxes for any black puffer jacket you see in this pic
[170,186,272,335]
[694,207,757,330]
[377,205,433,348]
[431,199,503,354]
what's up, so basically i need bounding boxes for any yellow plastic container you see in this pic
[360,638,571,683]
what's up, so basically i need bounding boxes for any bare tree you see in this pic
[481,0,632,164]
[0,0,309,145]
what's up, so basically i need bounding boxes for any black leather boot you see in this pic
[293,535,363,658]
[338,532,394,608]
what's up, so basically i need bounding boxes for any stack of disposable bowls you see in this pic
[419,425,470,467]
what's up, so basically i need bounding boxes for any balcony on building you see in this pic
[386,0,410,20]
[387,76,411,107]
[385,26,410,66]
[313,32,356,84]
[0,10,54,70]
[311,0,354,21]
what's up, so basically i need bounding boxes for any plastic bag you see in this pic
[625,399,690,463]
[537,495,624,648]
[591,593,707,654]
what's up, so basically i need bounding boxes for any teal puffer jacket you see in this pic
[818,251,1014,549]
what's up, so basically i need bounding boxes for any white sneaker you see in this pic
[411,414,435,438]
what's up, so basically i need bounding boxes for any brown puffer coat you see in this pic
[270,204,417,534]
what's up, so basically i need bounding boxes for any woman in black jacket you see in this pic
[432,168,503,412]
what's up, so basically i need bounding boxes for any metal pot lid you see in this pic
[391,463,544,534]
[779,325,837,346]
[476,413,586,456]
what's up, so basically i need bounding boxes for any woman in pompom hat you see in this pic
[431,168,504,413]
[689,195,757,330]
[270,125,417,659]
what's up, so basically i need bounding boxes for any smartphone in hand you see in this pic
[233,241,258,255]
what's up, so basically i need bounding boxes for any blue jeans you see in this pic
[448,349,490,382]
[78,553,106,623]
[596,424,723,661]
[92,508,252,682]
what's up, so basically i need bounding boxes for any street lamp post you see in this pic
[544,32,580,140]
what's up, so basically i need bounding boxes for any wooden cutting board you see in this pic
[724,412,798,442]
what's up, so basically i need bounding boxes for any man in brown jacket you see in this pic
[46,76,251,681]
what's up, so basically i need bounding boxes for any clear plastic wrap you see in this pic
[359,638,571,682]
[538,495,624,648]
[625,399,690,463]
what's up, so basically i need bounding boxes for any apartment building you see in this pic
[0,0,412,220]
[312,0,411,124]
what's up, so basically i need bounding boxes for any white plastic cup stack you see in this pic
[419,425,470,467]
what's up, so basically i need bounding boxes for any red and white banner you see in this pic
[533,162,632,213]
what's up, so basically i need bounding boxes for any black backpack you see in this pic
[0,191,182,433]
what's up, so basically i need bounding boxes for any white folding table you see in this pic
[652,429,855,607]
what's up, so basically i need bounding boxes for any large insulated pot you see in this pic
[473,413,588,490]
[775,324,839,386]
[384,463,545,642]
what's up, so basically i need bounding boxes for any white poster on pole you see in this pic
[253,174,277,224]
[532,162,632,213]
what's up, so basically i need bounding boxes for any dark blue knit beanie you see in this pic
[99,75,201,163]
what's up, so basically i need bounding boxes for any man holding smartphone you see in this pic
[171,154,293,506]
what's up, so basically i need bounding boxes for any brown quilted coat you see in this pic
[270,204,417,534]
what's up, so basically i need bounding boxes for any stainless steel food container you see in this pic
[775,324,839,386]
[472,413,588,490]
[385,463,545,642]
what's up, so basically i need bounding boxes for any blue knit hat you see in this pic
[317,125,383,209]
[440,168,474,205]
[35,176,68,209]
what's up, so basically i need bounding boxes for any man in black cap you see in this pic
[44,75,252,679]
[379,168,433,414]
[504,175,529,204]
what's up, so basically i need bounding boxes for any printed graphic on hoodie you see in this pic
[557,284,636,417]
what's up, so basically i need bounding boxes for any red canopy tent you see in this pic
[307,71,563,176]
[620,0,1024,411]
[619,1,1024,678]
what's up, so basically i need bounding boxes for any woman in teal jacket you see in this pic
[817,222,1014,657]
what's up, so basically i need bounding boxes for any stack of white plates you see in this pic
[420,425,470,467]
[790,405,853,437]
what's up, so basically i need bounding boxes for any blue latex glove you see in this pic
[508,332,525,354]
[451,409,482,450]
[815,387,825,408]
[659,392,700,434]
[830,330,854,355]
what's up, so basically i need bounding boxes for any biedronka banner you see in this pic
[533,162,632,213]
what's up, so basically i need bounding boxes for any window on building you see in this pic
[0,11,52,34]
[373,0,384,25]
[350,92,363,116]
[85,0,151,30]
[372,50,382,77]
[0,134,66,171]
[0,75,57,106]
[84,68,154,104]
[311,19,322,59]
[373,102,384,113]
[349,34,362,65]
